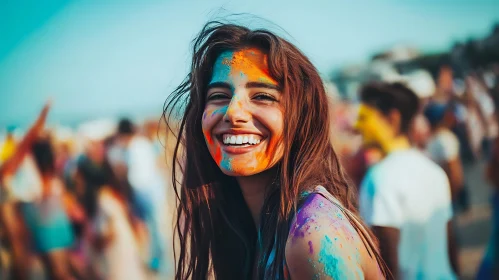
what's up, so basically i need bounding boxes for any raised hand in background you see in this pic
[0,101,52,180]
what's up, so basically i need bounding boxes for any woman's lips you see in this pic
[216,133,265,155]
[221,140,264,154]
[222,133,262,145]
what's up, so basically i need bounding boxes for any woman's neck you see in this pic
[236,168,276,227]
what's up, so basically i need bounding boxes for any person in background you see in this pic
[73,132,124,279]
[74,128,148,279]
[115,118,165,273]
[459,75,488,160]
[409,113,431,151]
[424,102,464,203]
[1,103,76,280]
[0,105,49,280]
[440,67,474,212]
[469,74,497,158]
[476,121,499,279]
[89,151,147,280]
[356,82,459,279]
[0,126,17,163]
[0,126,17,278]
[21,136,76,280]
[75,137,112,225]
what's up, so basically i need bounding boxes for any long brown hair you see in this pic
[163,21,386,280]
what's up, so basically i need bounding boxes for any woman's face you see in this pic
[202,48,284,176]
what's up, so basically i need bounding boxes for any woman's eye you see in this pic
[207,93,229,101]
[254,93,277,102]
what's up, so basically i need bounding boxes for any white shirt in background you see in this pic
[1,155,42,203]
[360,149,455,280]
[94,189,147,280]
[126,136,165,194]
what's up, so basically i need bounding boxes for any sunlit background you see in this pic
[1,0,499,127]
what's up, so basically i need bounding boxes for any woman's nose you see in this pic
[223,96,251,124]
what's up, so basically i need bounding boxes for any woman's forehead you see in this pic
[214,48,268,68]
[210,48,277,85]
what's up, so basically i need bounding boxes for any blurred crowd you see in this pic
[1,56,499,280]
[2,64,499,279]
[339,64,499,206]
[0,112,174,280]
[333,63,499,279]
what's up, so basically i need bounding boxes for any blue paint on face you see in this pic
[210,51,234,89]
[220,154,232,171]
[211,106,228,117]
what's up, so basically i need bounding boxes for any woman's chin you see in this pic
[218,161,279,177]
[220,168,257,177]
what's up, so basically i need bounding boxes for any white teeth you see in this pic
[221,134,263,146]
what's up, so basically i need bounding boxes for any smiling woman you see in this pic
[202,48,283,177]
[163,20,387,280]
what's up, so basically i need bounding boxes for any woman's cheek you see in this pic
[202,108,224,165]
[264,109,284,165]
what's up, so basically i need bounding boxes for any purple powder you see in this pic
[308,240,314,254]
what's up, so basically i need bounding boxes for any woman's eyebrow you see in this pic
[207,81,232,91]
[246,81,281,91]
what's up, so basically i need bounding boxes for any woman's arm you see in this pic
[285,194,381,279]
[286,227,364,279]
[0,102,51,179]
[441,158,464,201]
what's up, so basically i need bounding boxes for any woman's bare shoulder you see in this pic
[285,193,381,279]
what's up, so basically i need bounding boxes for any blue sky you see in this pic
[1,0,499,127]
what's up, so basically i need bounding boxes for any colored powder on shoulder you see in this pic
[308,240,314,254]
[318,235,359,279]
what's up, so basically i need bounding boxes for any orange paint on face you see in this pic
[203,127,224,168]
[222,49,281,174]
[214,145,222,165]
[222,48,277,85]
[253,134,280,170]
[202,48,284,176]
[204,129,214,145]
